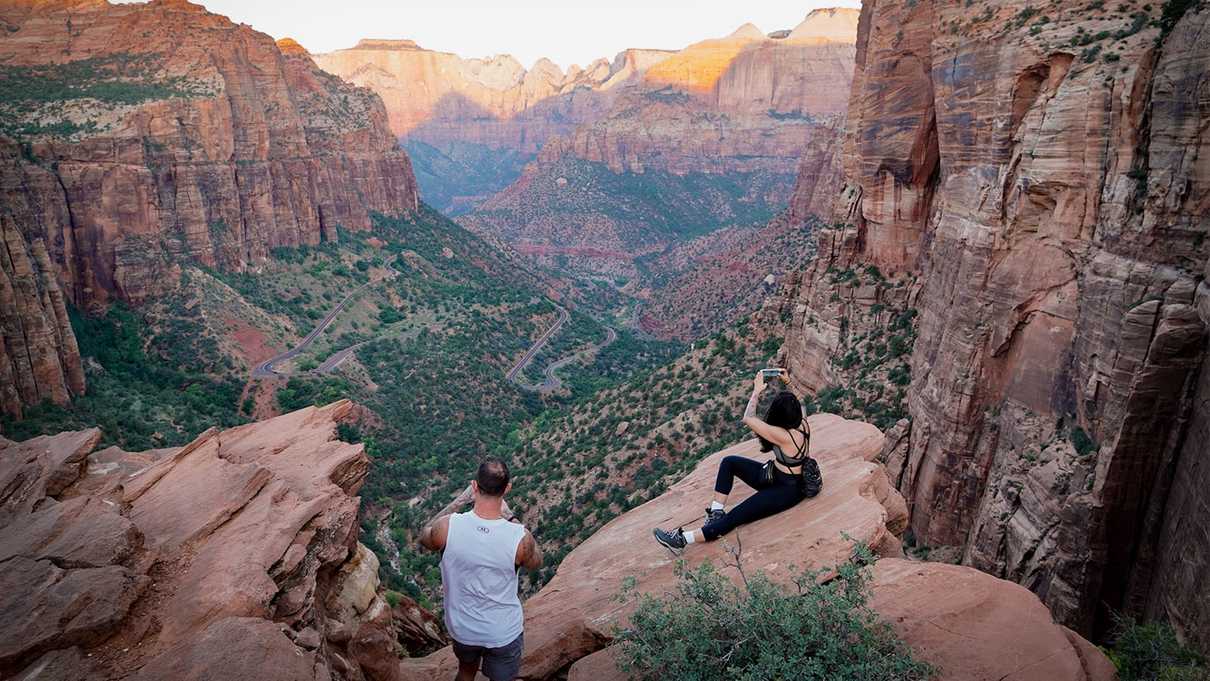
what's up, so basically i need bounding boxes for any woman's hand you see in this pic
[752,371,766,394]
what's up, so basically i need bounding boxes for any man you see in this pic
[419,458,542,681]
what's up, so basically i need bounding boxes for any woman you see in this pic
[653,370,823,553]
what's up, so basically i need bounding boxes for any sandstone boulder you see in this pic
[566,559,1118,681]
[0,401,418,681]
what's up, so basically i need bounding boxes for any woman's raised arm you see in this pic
[741,372,792,447]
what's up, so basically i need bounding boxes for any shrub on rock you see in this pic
[614,547,934,681]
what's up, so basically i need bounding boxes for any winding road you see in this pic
[252,264,615,392]
[251,260,400,379]
[511,322,618,393]
[505,303,569,383]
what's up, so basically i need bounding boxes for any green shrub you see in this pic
[1158,0,1198,37]
[384,590,403,608]
[1107,616,1207,681]
[615,549,934,681]
[1071,426,1099,457]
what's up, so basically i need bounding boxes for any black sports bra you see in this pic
[772,424,810,468]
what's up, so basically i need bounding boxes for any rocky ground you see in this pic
[0,401,442,681]
[402,414,1116,681]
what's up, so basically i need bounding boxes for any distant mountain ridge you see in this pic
[455,9,858,307]
[313,8,858,215]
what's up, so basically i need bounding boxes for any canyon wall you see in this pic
[0,0,419,417]
[313,39,632,153]
[534,10,858,176]
[780,0,1210,646]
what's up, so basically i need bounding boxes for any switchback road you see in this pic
[505,303,569,383]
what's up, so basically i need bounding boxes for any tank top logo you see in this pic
[476,525,491,534]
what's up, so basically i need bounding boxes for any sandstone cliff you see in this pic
[401,414,1115,680]
[0,401,443,680]
[537,8,859,176]
[313,39,626,153]
[0,0,419,416]
[779,0,1210,648]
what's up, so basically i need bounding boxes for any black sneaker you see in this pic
[704,507,726,524]
[653,527,687,554]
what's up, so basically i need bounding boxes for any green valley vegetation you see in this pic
[468,156,794,248]
[616,546,934,681]
[503,318,785,590]
[0,291,248,449]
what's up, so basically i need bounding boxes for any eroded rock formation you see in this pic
[0,401,429,680]
[779,0,1210,646]
[313,39,627,153]
[400,414,1113,680]
[0,0,418,416]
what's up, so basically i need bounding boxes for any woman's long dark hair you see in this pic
[758,391,805,452]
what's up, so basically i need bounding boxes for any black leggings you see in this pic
[701,455,806,541]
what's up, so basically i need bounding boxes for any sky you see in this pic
[120,0,860,70]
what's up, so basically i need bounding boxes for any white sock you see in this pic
[683,530,697,544]
[709,501,724,512]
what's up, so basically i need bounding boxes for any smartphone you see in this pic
[761,368,785,378]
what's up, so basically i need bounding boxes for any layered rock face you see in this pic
[0,0,418,416]
[313,39,631,153]
[535,10,858,176]
[780,0,1210,645]
[0,401,429,680]
[401,414,1113,680]
[0,215,86,418]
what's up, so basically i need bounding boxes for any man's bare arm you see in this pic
[418,514,450,552]
[515,530,543,571]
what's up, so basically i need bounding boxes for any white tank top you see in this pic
[440,511,526,647]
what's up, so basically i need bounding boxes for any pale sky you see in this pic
[121,0,860,70]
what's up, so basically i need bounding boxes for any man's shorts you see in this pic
[451,632,524,681]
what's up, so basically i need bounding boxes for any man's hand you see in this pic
[515,530,543,571]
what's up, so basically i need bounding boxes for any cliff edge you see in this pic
[401,414,1115,680]
[0,401,440,680]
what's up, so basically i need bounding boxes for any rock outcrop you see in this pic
[401,414,1113,680]
[0,401,422,680]
[778,0,1210,647]
[0,0,419,416]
